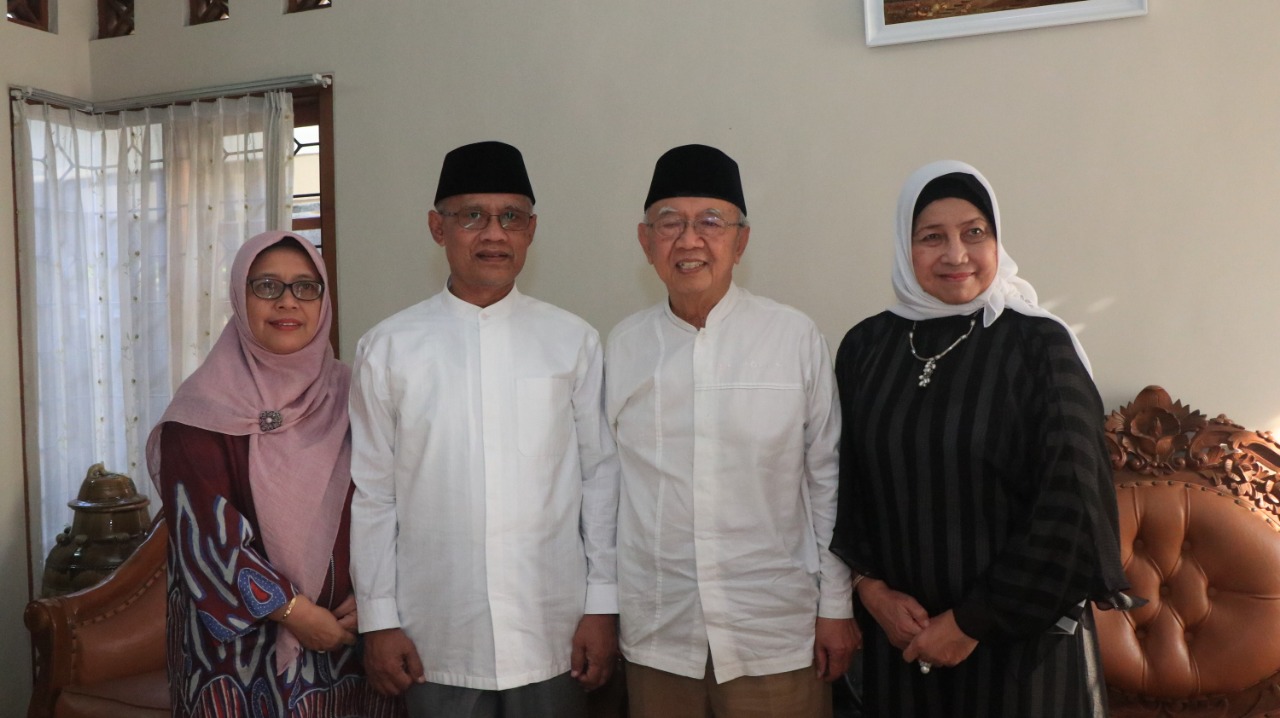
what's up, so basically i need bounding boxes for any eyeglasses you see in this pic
[439,208,533,232]
[645,214,744,240]
[247,277,325,301]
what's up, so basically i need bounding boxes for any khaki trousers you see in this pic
[626,658,832,718]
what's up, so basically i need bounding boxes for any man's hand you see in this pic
[274,595,357,652]
[570,614,618,691]
[857,578,930,651]
[814,617,860,682]
[363,628,426,696]
[903,610,978,669]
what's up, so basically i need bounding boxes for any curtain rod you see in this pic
[9,73,331,113]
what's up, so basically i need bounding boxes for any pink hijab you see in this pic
[146,230,351,674]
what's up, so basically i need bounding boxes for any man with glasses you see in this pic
[349,141,620,718]
[606,145,856,717]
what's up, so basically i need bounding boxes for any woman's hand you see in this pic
[857,578,930,650]
[903,610,978,669]
[331,594,358,634]
[273,595,357,652]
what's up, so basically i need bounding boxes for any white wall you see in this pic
[4,0,1280,706]
[1,4,94,703]
[85,1,1280,431]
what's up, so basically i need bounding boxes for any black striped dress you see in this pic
[832,310,1129,718]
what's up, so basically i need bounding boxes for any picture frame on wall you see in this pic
[865,0,1148,47]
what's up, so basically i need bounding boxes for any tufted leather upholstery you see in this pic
[25,516,169,718]
[1094,386,1280,718]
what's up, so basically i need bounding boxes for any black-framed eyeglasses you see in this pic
[247,277,325,301]
[440,208,533,231]
[645,214,744,240]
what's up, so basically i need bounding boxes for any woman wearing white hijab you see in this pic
[830,161,1137,717]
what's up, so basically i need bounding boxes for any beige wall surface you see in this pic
[2,3,94,704]
[4,0,1280,707]
[86,1,1280,430]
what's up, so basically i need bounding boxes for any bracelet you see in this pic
[279,595,298,622]
[851,573,868,593]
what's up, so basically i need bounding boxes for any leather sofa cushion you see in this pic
[56,668,168,718]
[1097,479,1280,699]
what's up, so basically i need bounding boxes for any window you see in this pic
[14,94,292,572]
[98,0,135,38]
[289,84,338,350]
[287,0,331,12]
[14,80,337,580]
[7,0,49,30]
[188,0,227,25]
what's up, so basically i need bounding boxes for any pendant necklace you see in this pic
[908,317,976,388]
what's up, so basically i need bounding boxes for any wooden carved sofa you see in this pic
[25,516,168,718]
[1095,386,1280,717]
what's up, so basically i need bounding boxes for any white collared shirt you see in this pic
[350,286,619,690]
[606,283,851,683]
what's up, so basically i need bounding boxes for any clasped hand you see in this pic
[276,594,358,653]
[858,579,977,669]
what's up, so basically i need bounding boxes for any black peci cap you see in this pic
[644,144,746,215]
[434,141,535,205]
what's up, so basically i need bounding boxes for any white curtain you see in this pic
[12,92,294,567]
[164,94,293,381]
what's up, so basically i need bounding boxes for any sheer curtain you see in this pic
[164,94,293,381]
[12,92,294,566]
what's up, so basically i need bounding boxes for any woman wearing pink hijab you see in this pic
[147,231,401,717]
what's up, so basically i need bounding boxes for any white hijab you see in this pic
[888,160,1092,377]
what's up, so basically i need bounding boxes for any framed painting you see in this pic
[865,0,1148,47]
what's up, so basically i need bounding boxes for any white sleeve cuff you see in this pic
[584,583,619,614]
[356,597,403,634]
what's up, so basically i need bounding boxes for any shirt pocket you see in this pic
[715,382,807,465]
[517,377,573,457]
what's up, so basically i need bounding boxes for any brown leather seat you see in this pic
[25,516,169,718]
[54,670,169,718]
[1094,386,1280,718]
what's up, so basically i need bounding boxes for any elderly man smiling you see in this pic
[606,144,857,718]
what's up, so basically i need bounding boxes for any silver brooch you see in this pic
[258,410,283,432]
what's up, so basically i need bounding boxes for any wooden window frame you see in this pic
[290,84,339,354]
[97,0,135,38]
[286,0,331,12]
[188,0,228,26]
[7,0,49,30]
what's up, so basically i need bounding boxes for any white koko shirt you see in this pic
[606,284,852,683]
[349,287,619,690]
